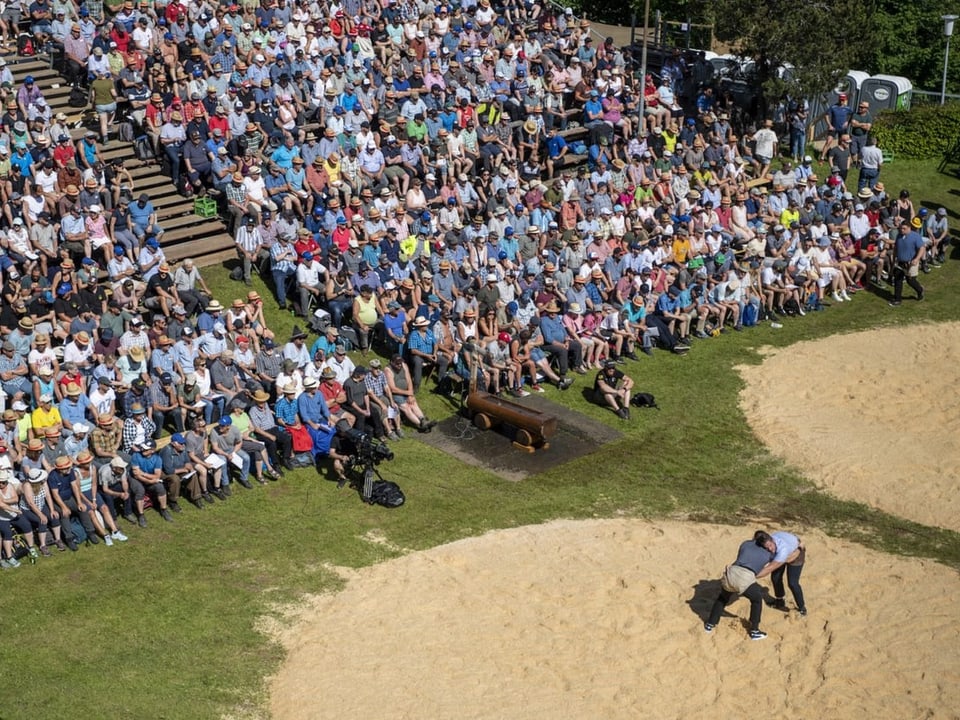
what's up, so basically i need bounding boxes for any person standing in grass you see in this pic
[704,530,778,640]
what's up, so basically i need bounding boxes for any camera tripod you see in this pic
[338,458,388,502]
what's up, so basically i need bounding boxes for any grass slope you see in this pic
[2,160,957,718]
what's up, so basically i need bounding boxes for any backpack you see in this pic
[17,33,34,57]
[11,533,32,560]
[118,122,134,143]
[134,135,155,161]
[290,451,314,468]
[69,517,88,545]
[368,480,405,508]
[68,86,88,108]
[741,302,759,327]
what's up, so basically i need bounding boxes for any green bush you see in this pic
[872,102,960,160]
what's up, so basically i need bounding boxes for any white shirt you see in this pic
[296,260,325,288]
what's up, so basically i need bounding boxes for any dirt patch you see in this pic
[268,519,960,720]
[418,394,622,481]
[739,322,960,532]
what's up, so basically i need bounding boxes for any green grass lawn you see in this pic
[2,160,958,719]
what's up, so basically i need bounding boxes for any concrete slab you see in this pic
[419,394,623,482]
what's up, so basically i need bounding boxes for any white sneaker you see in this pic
[103,535,114,547]
[832,292,844,303]
[112,530,128,542]
[841,291,852,301]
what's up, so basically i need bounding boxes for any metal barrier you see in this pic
[911,88,960,105]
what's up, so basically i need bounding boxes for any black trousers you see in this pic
[771,562,805,610]
[892,262,923,302]
[646,315,679,350]
[543,340,582,375]
[257,428,293,466]
[708,581,764,631]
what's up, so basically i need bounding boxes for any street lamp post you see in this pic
[943,14,958,105]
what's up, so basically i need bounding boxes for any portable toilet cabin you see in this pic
[860,75,913,112]
[809,70,871,140]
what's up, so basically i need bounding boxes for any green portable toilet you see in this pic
[860,75,913,111]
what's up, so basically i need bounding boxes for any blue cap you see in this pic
[164,32,173,40]
[429,51,437,58]
[43,290,54,303]
[421,211,431,221]
[497,250,508,260]
[336,214,346,224]
[171,433,185,443]
[919,208,929,216]
[303,251,313,260]
[218,416,232,426]
[447,196,457,205]
[158,18,166,25]
[504,226,514,236]
[465,21,472,29]
[686,117,696,125]
[263,338,275,349]
[614,204,624,212]
[192,67,203,77]
[333,106,344,115]
[24,75,34,84]
[114,245,125,256]
[57,282,72,296]
[146,237,160,249]
[82,257,96,265]
[507,301,518,315]
[515,203,524,212]
[710,224,724,233]
[79,6,88,14]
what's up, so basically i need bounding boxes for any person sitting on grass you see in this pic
[594,360,634,420]
[383,354,437,433]
[129,440,176,524]
[511,327,571,392]
[71,450,129,545]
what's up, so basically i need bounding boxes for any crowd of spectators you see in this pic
[0,0,952,567]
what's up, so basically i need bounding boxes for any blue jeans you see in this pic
[201,396,226,425]
[164,143,183,184]
[328,297,352,327]
[790,128,806,160]
[858,167,879,192]
[229,449,251,485]
[272,268,296,306]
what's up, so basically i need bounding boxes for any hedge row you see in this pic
[872,102,960,160]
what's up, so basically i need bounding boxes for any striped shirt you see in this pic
[235,225,262,255]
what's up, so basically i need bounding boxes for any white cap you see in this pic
[486,273,498,282]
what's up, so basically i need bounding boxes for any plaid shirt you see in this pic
[255,350,283,381]
[226,181,248,206]
[121,416,156,453]
[90,424,122,460]
[364,371,389,400]
[249,404,278,433]
[274,396,299,426]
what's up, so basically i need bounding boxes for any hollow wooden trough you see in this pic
[465,390,558,452]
